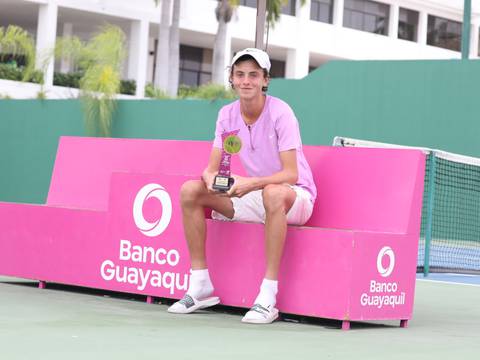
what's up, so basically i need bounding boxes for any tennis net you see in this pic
[333,136,480,275]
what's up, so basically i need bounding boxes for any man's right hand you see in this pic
[202,171,218,194]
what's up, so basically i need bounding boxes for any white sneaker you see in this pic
[241,304,279,324]
[167,294,220,314]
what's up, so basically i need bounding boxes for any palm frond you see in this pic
[0,25,35,81]
[81,25,125,136]
[266,0,306,28]
[53,24,126,137]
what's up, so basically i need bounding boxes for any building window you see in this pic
[398,8,418,42]
[281,0,296,16]
[179,45,212,87]
[239,0,296,16]
[427,15,462,52]
[270,59,285,78]
[239,0,256,8]
[343,0,389,35]
[0,54,27,67]
[310,0,333,24]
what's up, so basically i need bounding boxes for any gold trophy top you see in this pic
[223,134,242,154]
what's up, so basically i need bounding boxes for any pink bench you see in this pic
[0,136,425,329]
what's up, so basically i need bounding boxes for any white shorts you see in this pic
[211,185,314,225]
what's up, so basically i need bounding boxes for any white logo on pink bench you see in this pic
[133,183,172,237]
[377,246,395,277]
[360,246,404,309]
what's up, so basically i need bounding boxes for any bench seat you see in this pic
[0,136,425,329]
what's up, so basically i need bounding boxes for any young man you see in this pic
[168,48,316,324]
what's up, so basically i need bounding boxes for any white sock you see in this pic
[186,269,214,300]
[253,278,278,308]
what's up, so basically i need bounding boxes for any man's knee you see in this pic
[262,184,294,213]
[180,180,206,207]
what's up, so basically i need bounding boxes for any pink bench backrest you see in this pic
[303,146,425,234]
[47,137,424,234]
[47,137,247,212]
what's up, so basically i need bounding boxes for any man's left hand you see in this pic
[226,175,258,198]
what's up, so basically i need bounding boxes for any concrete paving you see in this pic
[0,276,479,360]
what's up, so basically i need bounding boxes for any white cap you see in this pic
[230,48,271,73]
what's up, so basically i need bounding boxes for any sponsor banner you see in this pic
[101,173,193,297]
[358,245,406,310]
[359,246,405,310]
[349,232,417,318]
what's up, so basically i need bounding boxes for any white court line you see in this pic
[416,278,480,287]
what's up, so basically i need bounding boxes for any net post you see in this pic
[423,152,437,277]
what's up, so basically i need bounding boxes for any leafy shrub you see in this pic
[0,25,35,81]
[178,83,236,100]
[53,71,82,88]
[0,63,22,81]
[120,79,136,95]
[53,71,136,95]
[145,83,170,99]
[0,63,43,83]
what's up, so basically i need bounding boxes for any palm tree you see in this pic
[0,25,36,82]
[211,0,306,86]
[54,25,126,136]
[154,0,172,92]
[212,0,238,85]
[153,0,181,97]
[167,0,181,97]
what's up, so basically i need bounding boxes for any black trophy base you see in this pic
[212,175,234,192]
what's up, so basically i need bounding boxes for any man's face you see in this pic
[230,59,269,101]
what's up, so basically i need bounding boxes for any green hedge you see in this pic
[0,63,43,83]
[144,83,236,100]
[0,65,233,99]
[177,84,235,100]
[53,72,82,88]
[119,79,136,95]
[53,72,136,95]
[0,68,136,96]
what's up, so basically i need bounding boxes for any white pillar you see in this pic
[469,24,479,58]
[35,1,58,88]
[297,0,310,20]
[285,47,309,79]
[60,22,73,73]
[128,19,149,98]
[388,4,399,39]
[333,0,345,27]
[418,11,428,45]
[285,0,310,79]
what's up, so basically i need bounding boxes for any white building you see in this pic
[1,0,480,98]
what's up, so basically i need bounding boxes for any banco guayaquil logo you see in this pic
[133,183,172,237]
[376,246,395,277]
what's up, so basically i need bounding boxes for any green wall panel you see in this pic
[273,60,480,155]
[0,100,85,204]
[1,60,480,204]
[112,99,229,141]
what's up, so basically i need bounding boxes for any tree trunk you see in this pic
[167,0,180,97]
[212,0,232,86]
[154,0,171,92]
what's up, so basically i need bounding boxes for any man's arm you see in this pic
[227,149,298,197]
[202,147,222,192]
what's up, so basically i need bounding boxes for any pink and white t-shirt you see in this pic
[213,95,317,202]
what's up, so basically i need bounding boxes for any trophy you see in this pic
[213,130,242,192]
